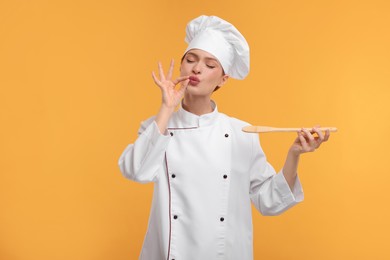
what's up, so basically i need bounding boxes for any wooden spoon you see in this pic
[242,126,338,133]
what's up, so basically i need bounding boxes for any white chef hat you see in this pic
[184,15,250,80]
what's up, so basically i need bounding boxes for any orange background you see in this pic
[1,0,390,259]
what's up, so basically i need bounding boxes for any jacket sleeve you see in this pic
[249,134,304,216]
[118,118,171,183]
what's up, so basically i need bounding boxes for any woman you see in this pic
[119,15,330,260]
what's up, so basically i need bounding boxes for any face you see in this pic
[180,49,229,97]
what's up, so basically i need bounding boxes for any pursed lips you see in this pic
[189,76,200,86]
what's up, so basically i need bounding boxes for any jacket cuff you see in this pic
[274,171,304,206]
[143,120,171,147]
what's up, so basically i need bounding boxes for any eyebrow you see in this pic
[186,52,219,62]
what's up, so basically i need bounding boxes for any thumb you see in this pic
[178,79,189,95]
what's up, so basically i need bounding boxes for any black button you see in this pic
[170,132,174,136]
[223,174,228,179]
[172,174,176,178]
[225,133,229,138]
[173,215,178,219]
[220,217,225,222]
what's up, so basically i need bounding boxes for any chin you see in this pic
[186,87,206,96]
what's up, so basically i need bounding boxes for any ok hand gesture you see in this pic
[152,59,189,110]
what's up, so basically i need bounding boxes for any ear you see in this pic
[218,74,229,88]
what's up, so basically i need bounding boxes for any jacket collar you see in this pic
[174,100,219,128]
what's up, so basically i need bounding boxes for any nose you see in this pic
[192,63,201,74]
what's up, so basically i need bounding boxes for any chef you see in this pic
[118,15,330,260]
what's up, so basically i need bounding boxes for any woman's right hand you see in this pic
[152,59,189,109]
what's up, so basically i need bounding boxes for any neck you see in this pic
[182,96,213,116]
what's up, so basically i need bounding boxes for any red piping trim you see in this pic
[167,127,198,130]
[165,153,172,260]
[165,126,198,259]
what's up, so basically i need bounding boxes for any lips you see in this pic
[189,76,200,86]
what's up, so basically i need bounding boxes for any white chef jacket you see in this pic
[118,101,303,260]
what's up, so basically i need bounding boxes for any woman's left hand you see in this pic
[289,126,330,156]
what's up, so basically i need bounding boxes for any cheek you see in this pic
[209,70,224,83]
[180,63,190,76]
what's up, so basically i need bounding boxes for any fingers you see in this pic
[312,127,324,148]
[151,71,161,88]
[296,126,331,154]
[301,128,315,151]
[312,126,331,143]
[153,60,185,84]
[324,129,330,142]
[158,62,166,81]
[297,131,310,151]
[312,127,324,140]
[152,73,189,90]
[172,75,190,85]
[167,59,174,80]
[178,79,189,96]
[157,60,175,81]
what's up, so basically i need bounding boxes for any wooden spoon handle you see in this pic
[242,126,338,133]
